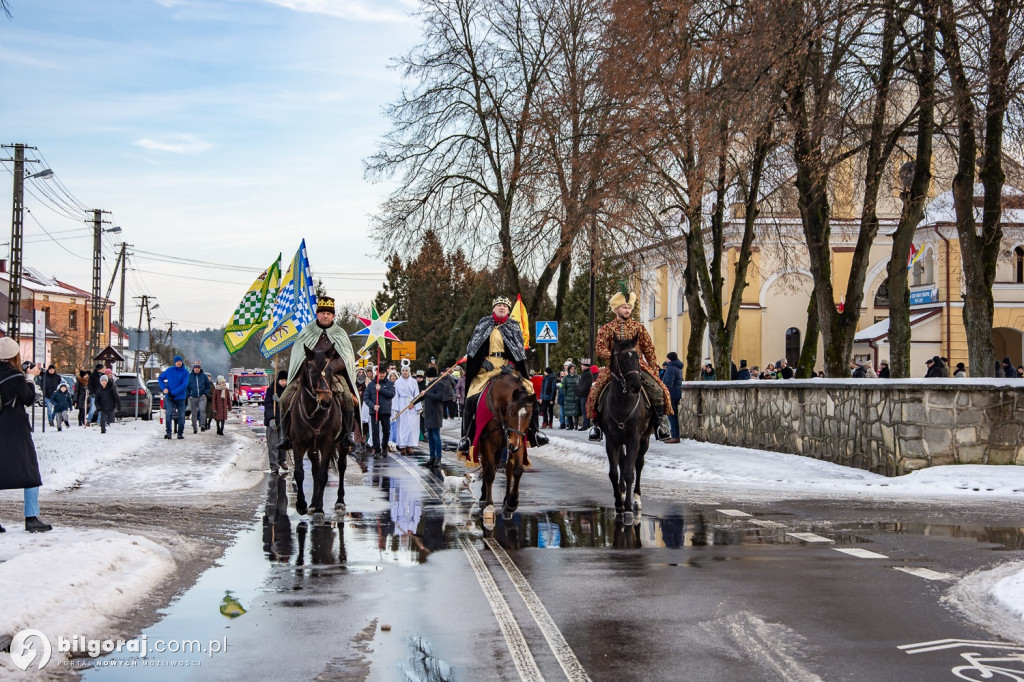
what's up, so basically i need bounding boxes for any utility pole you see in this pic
[118,242,128,361]
[90,209,106,361]
[3,143,39,341]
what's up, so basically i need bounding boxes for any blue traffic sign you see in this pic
[535,321,558,343]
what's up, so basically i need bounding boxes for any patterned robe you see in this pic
[586,317,673,419]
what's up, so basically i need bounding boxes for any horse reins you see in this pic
[481,380,528,452]
[605,347,645,431]
[298,359,336,437]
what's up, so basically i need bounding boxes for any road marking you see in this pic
[749,519,786,528]
[833,547,888,559]
[484,538,592,682]
[894,567,955,581]
[899,638,1024,654]
[717,509,752,517]
[460,537,544,682]
[388,453,440,500]
[786,532,834,543]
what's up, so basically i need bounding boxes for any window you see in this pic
[68,309,78,331]
[41,306,50,328]
[785,327,800,365]
[874,278,889,307]
[1016,246,1024,283]
[648,293,657,320]
[912,247,935,286]
[677,287,685,315]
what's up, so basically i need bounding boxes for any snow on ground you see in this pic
[522,426,1024,640]
[0,527,175,675]
[30,419,155,492]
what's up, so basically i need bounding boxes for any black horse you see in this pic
[595,336,653,525]
[287,345,347,525]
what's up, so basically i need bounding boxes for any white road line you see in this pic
[899,638,1024,653]
[833,547,889,559]
[894,567,955,581]
[460,537,545,682]
[388,453,441,500]
[786,532,834,543]
[484,538,593,682]
[717,509,752,517]
[749,519,786,528]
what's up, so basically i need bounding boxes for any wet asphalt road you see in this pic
[88,420,1024,682]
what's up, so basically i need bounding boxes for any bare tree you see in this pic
[366,0,557,292]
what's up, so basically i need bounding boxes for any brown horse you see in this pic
[287,345,346,525]
[476,368,534,518]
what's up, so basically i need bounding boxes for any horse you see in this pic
[595,336,653,525]
[286,345,347,525]
[475,368,534,519]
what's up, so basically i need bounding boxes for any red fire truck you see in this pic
[229,368,270,405]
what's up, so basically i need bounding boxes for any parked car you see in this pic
[114,374,153,419]
[146,380,162,411]
[60,373,76,390]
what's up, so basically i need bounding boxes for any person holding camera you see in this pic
[0,337,53,532]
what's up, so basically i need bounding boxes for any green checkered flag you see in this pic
[224,255,282,354]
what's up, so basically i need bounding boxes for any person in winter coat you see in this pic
[560,365,580,430]
[556,369,567,428]
[50,382,74,431]
[186,362,211,434]
[0,336,53,532]
[954,362,967,378]
[539,367,556,428]
[355,368,370,446]
[158,355,189,439]
[73,371,90,426]
[577,361,595,430]
[925,356,948,378]
[701,361,716,381]
[778,358,795,380]
[878,361,891,378]
[263,371,289,473]
[422,366,454,467]
[203,373,215,431]
[94,374,121,434]
[1002,357,1016,378]
[662,352,684,442]
[454,371,466,418]
[736,360,751,380]
[210,375,231,435]
[41,364,61,426]
[363,369,396,456]
[87,362,104,424]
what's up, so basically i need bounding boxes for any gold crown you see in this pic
[316,296,335,312]
[492,295,512,309]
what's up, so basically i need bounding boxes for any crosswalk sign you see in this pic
[535,321,558,343]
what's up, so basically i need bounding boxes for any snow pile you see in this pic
[0,527,175,673]
[992,564,1024,625]
[31,420,155,491]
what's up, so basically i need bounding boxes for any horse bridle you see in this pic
[483,382,528,454]
[606,346,644,430]
[297,356,335,436]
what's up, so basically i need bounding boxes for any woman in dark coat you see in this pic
[422,366,454,467]
[561,365,580,430]
[0,336,52,532]
[94,374,121,434]
[73,371,90,426]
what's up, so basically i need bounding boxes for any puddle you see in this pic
[842,521,1024,551]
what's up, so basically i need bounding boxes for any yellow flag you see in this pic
[511,294,530,349]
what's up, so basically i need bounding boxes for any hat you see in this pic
[740,359,747,368]
[95,363,103,369]
[609,282,637,312]
[0,336,19,360]
[880,361,888,366]
[591,365,599,375]
[100,374,109,383]
[667,352,678,362]
[492,295,512,310]
[925,358,934,364]
[426,366,438,378]
[193,360,202,367]
[277,370,288,382]
[104,368,113,375]
[387,369,398,378]
[58,381,68,388]
[564,357,574,366]
[956,362,966,370]
[216,375,226,383]
[1003,357,1012,365]
[316,296,335,313]
[416,369,424,376]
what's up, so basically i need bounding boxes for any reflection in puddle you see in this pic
[851,521,1024,551]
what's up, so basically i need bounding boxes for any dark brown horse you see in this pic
[476,368,534,519]
[595,336,652,525]
[287,345,346,525]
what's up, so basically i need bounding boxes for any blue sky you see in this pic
[0,0,421,330]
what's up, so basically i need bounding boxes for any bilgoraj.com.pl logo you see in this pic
[6,629,228,670]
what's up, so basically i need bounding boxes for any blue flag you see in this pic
[259,239,316,358]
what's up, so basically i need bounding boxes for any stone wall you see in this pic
[676,380,1024,476]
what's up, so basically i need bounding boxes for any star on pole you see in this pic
[351,304,404,355]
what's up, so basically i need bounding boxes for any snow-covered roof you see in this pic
[0,271,81,297]
[854,309,940,342]
[921,183,1024,227]
[0,320,59,339]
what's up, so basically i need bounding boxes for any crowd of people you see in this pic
[156,356,231,439]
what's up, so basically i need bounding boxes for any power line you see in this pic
[23,208,89,260]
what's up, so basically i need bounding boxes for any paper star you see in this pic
[351,304,404,354]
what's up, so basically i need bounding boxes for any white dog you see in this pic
[441,473,475,502]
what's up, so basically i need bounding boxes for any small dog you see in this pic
[441,473,475,502]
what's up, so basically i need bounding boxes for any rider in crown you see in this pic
[457,295,549,456]
[278,295,358,451]
[587,285,673,442]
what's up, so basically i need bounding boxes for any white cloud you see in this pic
[262,0,412,22]
[134,133,213,154]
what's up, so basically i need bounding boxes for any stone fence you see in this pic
[676,379,1024,476]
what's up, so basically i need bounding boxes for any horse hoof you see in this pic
[296,502,308,515]
[633,495,642,512]
[621,511,634,526]
[335,503,346,513]
[312,512,327,526]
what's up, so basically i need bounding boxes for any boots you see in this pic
[588,424,603,441]
[654,408,671,441]
[278,412,292,450]
[527,408,548,448]
[342,410,356,447]
[0,522,5,532]
[25,516,53,533]
[457,395,478,455]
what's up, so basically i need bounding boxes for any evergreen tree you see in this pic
[373,254,408,320]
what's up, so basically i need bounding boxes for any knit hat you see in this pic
[173,355,183,363]
[100,374,109,383]
[740,359,747,368]
[216,375,226,383]
[667,352,678,361]
[277,370,288,382]
[193,360,202,367]
[0,336,19,360]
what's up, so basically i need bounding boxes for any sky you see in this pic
[0,0,423,330]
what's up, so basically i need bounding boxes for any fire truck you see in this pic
[229,368,270,405]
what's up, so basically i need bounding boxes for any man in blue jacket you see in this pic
[185,361,211,434]
[158,356,189,440]
[662,352,684,443]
